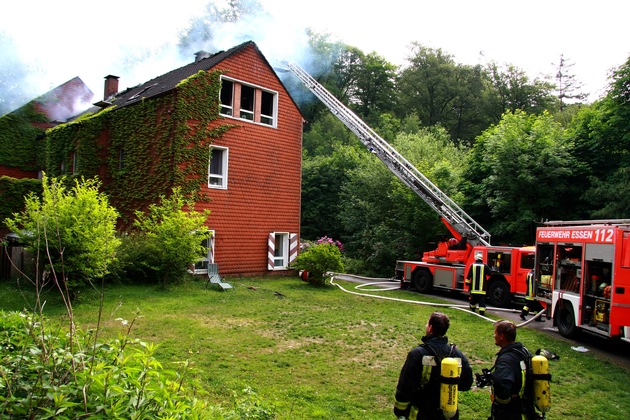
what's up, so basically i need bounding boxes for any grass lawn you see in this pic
[1,276,630,419]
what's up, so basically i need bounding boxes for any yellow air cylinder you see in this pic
[532,355,551,413]
[440,357,459,419]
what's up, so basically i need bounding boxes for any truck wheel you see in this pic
[413,270,433,293]
[556,303,577,338]
[487,281,510,307]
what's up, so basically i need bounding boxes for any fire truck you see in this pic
[534,220,630,342]
[284,61,534,307]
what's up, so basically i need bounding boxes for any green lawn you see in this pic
[1,276,629,419]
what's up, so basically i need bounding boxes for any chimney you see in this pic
[194,50,211,63]
[104,75,119,100]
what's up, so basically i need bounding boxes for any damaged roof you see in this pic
[110,40,264,109]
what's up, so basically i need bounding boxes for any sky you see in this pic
[2,0,629,111]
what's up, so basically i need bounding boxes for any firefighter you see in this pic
[520,270,544,321]
[466,253,491,315]
[488,320,535,420]
[394,311,473,419]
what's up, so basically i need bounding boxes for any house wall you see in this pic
[0,166,39,179]
[197,45,303,276]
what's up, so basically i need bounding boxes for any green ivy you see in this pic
[45,70,234,222]
[0,103,48,170]
[0,176,43,229]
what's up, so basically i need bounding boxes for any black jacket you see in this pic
[395,335,473,419]
[490,342,532,419]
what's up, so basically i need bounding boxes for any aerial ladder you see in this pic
[284,61,490,247]
[284,61,534,306]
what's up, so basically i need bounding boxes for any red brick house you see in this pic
[44,41,303,277]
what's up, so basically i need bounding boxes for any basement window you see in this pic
[208,146,228,189]
[193,231,215,273]
[274,233,289,268]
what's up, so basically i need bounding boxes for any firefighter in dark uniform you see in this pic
[466,253,492,315]
[394,311,473,419]
[520,270,544,321]
[489,320,534,420]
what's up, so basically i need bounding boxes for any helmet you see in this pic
[475,252,483,260]
[599,282,608,291]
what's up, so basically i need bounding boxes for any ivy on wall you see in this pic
[45,70,234,224]
[0,103,48,170]
[0,176,43,230]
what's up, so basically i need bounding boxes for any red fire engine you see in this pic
[284,61,533,307]
[535,220,630,341]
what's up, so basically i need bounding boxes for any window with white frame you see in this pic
[194,231,215,273]
[219,77,277,127]
[219,79,233,116]
[268,232,298,270]
[274,232,289,268]
[208,146,228,189]
[239,85,255,121]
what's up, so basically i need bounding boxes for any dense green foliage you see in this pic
[4,175,120,293]
[130,189,211,288]
[0,102,47,170]
[0,310,209,418]
[0,176,42,230]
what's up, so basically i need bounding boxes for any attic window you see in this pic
[219,77,277,127]
[220,80,233,116]
[128,83,158,101]
[240,85,254,121]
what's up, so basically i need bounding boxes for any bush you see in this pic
[131,188,211,287]
[0,310,209,418]
[292,241,344,285]
[4,174,120,294]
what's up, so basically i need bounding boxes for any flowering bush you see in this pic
[316,236,344,252]
[293,238,344,285]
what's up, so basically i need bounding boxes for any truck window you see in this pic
[488,251,511,274]
[520,252,535,270]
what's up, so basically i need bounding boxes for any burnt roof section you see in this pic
[111,40,261,109]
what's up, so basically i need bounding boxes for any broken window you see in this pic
[240,85,255,121]
[220,80,234,116]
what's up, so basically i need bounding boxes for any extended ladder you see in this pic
[284,61,491,246]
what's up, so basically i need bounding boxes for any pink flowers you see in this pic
[316,236,344,252]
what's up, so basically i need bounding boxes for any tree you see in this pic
[396,43,494,145]
[338,127,466,276]
[555,54,588,111]
[347,52,398,121]
[462,111,580,243]
[301,145,361,242]
[5,175,120,295]
[568,55,630,218]
[398,44,461,127]
[132,188,211,287]
[485,62,558,119]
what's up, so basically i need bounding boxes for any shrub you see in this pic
[292,241,344,285]
[4,174,120,295]
[132,188,211,287]
[0,310,209,418]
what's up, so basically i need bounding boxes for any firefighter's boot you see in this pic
[520,306,529,320]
